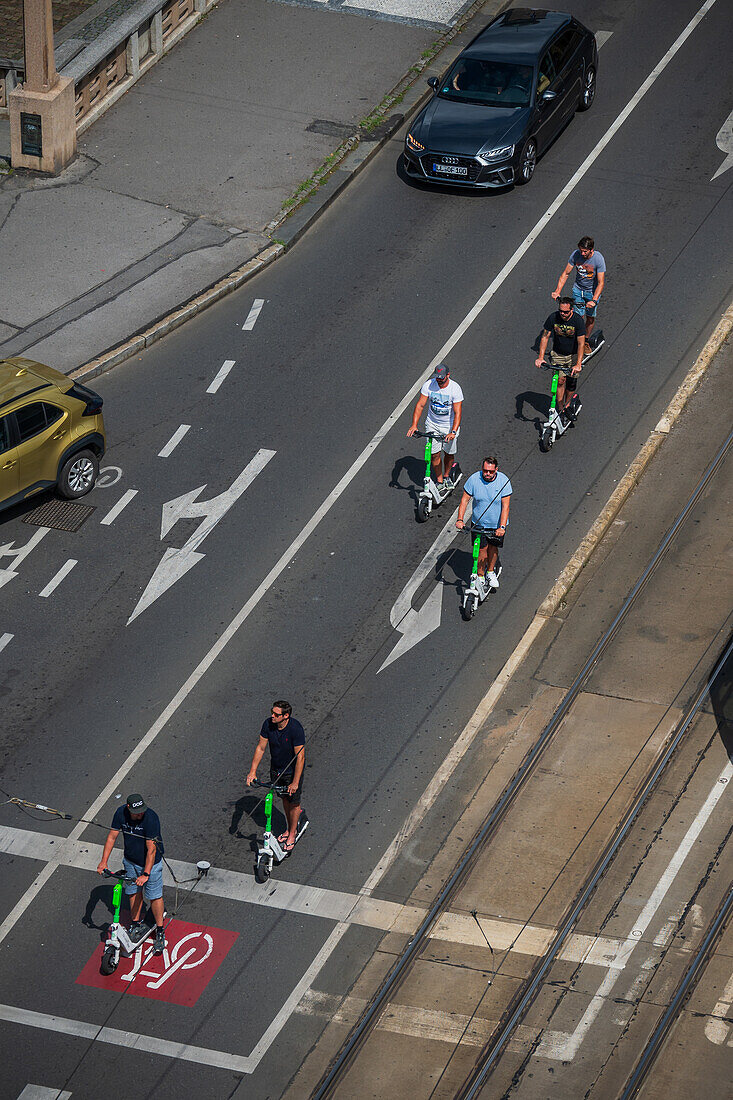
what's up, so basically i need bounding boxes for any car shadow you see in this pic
[0,486,58,525]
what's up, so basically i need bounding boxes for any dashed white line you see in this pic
[158,424,191,458]
[0,632,14,653]
[207,359,235,394]
[17,1087,72,1100]
[38,560,78,598]
[100,489,138,526]
[242,299,264,330]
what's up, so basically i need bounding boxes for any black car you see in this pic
[403,8,597,188]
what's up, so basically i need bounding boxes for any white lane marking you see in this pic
[0,822,627,962]
[0,633,14,653]
[0,0,718,1066]
[0,528,51,589]
[207,359,235,394]
[0,1003,253,1074]
[18,1087,72,1099]
[100,489,138,526]
[128,450,276,623]
[705,966,733,1045]
[595,30,613,49]
[378,506,464,672]
[546,760,733,1060]
[158,424,191,458]
[38,560,78,598]
[711,107,733,180]
[242,299,264,330]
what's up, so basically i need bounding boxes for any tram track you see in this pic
[310,428,733,1100]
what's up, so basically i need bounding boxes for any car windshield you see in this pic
[439,58,533,108]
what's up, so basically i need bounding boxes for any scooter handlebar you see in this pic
[414,430,449,441]
[251,778,292,796]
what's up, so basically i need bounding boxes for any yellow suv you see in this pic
[0,357,106,514]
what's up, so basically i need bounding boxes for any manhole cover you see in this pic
[22,499,95,532]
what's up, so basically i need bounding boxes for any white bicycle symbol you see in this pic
[121,930,214,989]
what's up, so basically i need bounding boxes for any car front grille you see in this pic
[421,153,481,182]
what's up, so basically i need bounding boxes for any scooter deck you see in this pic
[582,331,605,361]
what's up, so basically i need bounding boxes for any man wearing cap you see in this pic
[407,363,463,484]
[97,794,166,954]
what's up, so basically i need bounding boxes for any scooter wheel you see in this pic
[540,427,554,452]
[416,498,431,523]
[461,595,477,621]
[100,946,118,975]
[255,855,271,883]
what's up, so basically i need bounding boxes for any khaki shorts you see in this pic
[550,350,575,376]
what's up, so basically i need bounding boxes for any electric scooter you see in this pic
[538,360,582,452]
[100,868,164,975]
[461,526,503,621]
[252,780,309,883]
[414,430,462,522]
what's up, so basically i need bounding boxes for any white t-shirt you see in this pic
[421,378,463,431]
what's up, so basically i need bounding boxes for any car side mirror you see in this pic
[542,89,557,101]
[427,77,439,90]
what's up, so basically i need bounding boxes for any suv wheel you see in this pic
[578,66,596,111]
[58,449,99,499]
[516,138,537,185]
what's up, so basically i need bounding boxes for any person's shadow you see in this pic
[229,792,287,855]
[390,453,425,508]
[82,880,121,939]
[516,331,552,430]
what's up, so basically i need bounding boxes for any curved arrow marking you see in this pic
[128,450,276,624]
[712,107,733,180]
[378,505,470,673]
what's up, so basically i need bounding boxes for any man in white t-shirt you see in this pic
[407,363,464,484]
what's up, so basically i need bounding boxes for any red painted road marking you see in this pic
[76,919,238,1006]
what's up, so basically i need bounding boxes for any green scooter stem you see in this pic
[548,367,560,412]
[423,435,432,480]
[112,882,122,923]
[264,790,273,834]
[472,533,481,574]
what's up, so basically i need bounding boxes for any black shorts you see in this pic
[270,766,303,805]
[474,527,505,549]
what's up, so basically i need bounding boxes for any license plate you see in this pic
[433,163,468,176]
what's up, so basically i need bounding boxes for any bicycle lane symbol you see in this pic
[76,918,239,1006]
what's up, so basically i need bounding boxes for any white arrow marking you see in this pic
[712,108,733,179]
[128,449,276,624]
[0,528,51,589]
[378,505,470,673]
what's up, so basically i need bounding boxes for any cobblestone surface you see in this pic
[0,0,108,61]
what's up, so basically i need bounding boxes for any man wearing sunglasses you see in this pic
[247,701,306,854]
[456,456,512,591]
[535,296,586,422]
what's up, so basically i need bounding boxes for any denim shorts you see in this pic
[123,857,164,900]
[573,284,597,317]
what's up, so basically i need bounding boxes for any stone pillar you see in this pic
[8,0,77,174]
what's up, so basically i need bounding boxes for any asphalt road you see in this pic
[0,0,732,1096]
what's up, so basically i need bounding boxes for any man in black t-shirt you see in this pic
[246,701,306,853]
[535,297,586,421]
[97,793,166,954]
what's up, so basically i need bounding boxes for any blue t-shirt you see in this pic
[464,471,512,529]
[111,806,164,866]
[260,717,305,773]
[569,249,606,293]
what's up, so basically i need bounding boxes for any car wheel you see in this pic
[516,138,537,185]
[578,66,596,111]
[57,448,99,499]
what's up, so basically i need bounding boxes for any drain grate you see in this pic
[22,499,95,532]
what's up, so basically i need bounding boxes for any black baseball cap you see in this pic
[434,363,449,381]
[126,793,147,814]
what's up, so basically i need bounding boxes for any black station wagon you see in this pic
[403,8,598,188]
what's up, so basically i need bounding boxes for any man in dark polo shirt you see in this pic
[97,793,166,954]
[535,297,586,422]
[246,701,306,853]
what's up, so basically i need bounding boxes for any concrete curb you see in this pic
[537,300,733,618]
[69,0,506,383]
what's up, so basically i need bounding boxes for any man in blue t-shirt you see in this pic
[97,793,166,953]
[551,235,606,353]
[456,456,512,590]
[247,701,306,852]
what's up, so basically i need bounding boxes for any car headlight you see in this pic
[406,132,425,153]
[477,144,514,164]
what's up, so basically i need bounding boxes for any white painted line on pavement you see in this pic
[100,489,138,526]
[242,300,264,330]
[38,560,78,598]
[207,359,235,393]
[0,0,718,1070]
[158,424,190,458]
[544,759,733,1060]
[595,30,613,48]
[0,1003,254,1074]
[18,1087,72,1099]
[0,633,13,653]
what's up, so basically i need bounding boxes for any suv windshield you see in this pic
[439,58,533,108]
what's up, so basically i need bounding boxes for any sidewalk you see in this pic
[0,0,488,373]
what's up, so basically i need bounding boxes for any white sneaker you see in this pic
[486,571,499,590]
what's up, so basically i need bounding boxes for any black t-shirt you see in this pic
[111,806,164,866]
[544,311,586,356]
[260,717,305,773]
